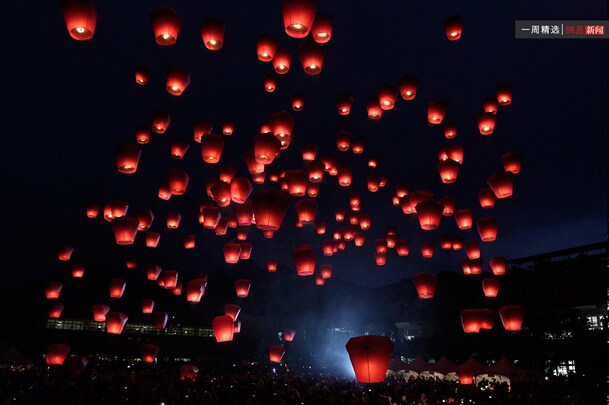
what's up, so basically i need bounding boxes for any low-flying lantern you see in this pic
[345,335,394,383]
[200,18,224,50]
[200,134,224,164]
[464,240,481,259]
[153,311,169,329]
[61,0,97,41]
[412,272,438,299]
[489,257,507,276]
[257,34,279,61]
[269,345,286,363]
[111,217,139,245]
[461,309,483,333]
[428,100,448,124]
[115,144,141,174]
[212,315,234,342]
[282,0,318,38]
[477,217,498,242]
[150,7,181,46]
[283,328,296,342]
[499,305,524,331]
[166,66,190,96]
[482,278,499,297]
[46,343,70,365]
[106,312,128,334]
[234,279,251,298]
[92,304,110,321]
[443,15,463,40]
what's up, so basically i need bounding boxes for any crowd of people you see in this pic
[0,361,603,404]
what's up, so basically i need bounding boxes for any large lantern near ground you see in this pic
[46,343,71,365]
[499,305,524,331]
[292,244,316,276]
[284,328,296,342]
[345,335,394,383]
[252,189,290,231]
[412,272,438,299]
[141,299,154,314]
[282,0,318,38]
[150,7,181,46]
[200,18,225,50]
[115,144,141,174]
[269,345,286,363]
[443,15,463,40]
[45,282,62,300]
[106,312,128,334]
[61,0,97,41]
[48,302,64,319]
[212,315,234,342]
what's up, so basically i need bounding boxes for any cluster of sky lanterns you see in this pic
[51,0,527,379]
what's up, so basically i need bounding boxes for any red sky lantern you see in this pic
[320,264,332,279]
[234,279,251,298]
[257,34,279,61]
[145,231,160,248]
[322,240,335,256]
[345,335,394,383]
[455,209,473,230]
[499,305,524,331]
[375,253,387,266]
[420,242,434,258]
[223,242,242,264]
[294,198,318,224]
[439,196,456,216]
[315,275,325,285]
[367,174,382,192]
[264,75,277,93]
[482,278,499,297]
[395,239,410,256]
[58,245,74,261]
[359,214,371,230]
[219,165,237,183]
[92,304,110,321]
[336,130,352,152]
[200,134,224,164]
[109,278,126,298]
[437,159,461,184]
[239,242,253,260]
[48,302,64,319]
[72,264,85,278]
[489,256,507,275]
[167,169,188,195]
[135,67,150,86]
[464,240,481,259]
[160,270,178,289]
[234,200,253,226]
[170,139,189,159]
[149,7,181,46]
[213,315,234,342]
[398,74,418,101]
[415,201,444,230]
[209,180,231,206]
[269,345,286,363]
[314,221,326,235]
[153,311,169,329]
[193,120,213,142]
[46,343,70,365]
[103,200,128,222]
[367,98,383,120]
[111,217,139,245]
[115,144,141,174]
[484,97,499,115]
[479,309,495,330]
[283,328,296,342]
[166,211,182,229]
[141,299,154,314]
[269,111,295,148]
[85,203,99,219]
[254,133,281,165]
[446,144,464,164]
[412,272,438,299]
[496,84,513,106]
[230,178,253,204]
[301,142,317,161]
[292,94,305,111]
[222,121,235,136]
[158,182,172,200]
[201,207,221,229]
[267,259,278,272]
[477,217,498,242]
[292,244,316,276]
[61,0,97,41]
[282,0,318,38]
[428,100,448,124]
[272,47,291,74]
[335,209,346,222]
[336,92,354,115]
[443,122,457,139]
[487,171,514,199]
[125,258,137,270]
[283,170,308,197]
[501,152,522,174]
[233,320,242,333]
[183,234,196,249]
[338,166,353,187]
[186,278,206,303]
[351,139,364,154]
[311,12,333,43]
[461,309,482,333]
[180,365,199,381]
[349,215,359,225]
[439,235,452,250]
[354,233,365,246]
[378,84,398,110]
[463,258,483,275]
[299,41,326,75]
[308,162,325,185]
[141,344,160,364]
[224,304,241,321]
[477,112,496,135]
[200,18,224,50]
[444,15,463,40]
[151,110,171,134]
[478,188,496,209]
[106,312,128,334]
[166,66,190,96]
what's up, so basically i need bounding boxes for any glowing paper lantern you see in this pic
[151,110,171,134]
[420,242,434,258]
[484,97,499,115]
[230,178,253,204]
[284,328,296,342]
[415,201,444,230]
[140,344,160,363]
[212,315,234,342]
[180,365,199,381]
[92,304,110,321]
[395,239,409,256]
[501,152,522,174]
[111,217,139,245]
[336,92,354,115]
[149,7,181,46]
[257,34,279,61]
[282,0,318,38]
[46,343,70,365]
[135,67,150,85]
[477,112,496,135]
[312,13,333,43]
[167,170,189,195]
[367,98,383,120]
[186,278,206,303]
[109,278,126,298]
[464,240,481,259]
[135,126,150,144]
[166,66,190,96]
[160,270,178,289]
[115,144,141,174]
[292,244,316,276]
[105,311,128,334]
[234,279,251,297]
[294,198,318,224]
[412,272,438,299]
[153,311,169,329]
[428,100,448,124]
[200,134,224,164]
[499,305,524,331]
[145,231,160,248]
[267,259,278,272]
[482,278,499,297]
[85,204,99,219]
[477,217,498,242]
[461,309,482,333]
[272,47,291,74]
[398,74,418,101]
[443,15,463,40]
[375,253,387,266]
[253,190,291,232]
[478,188,496,209]
[439,196,456,216]
[222,121,235,136]
[320,264,332,279]
[437,159,461,184]
[223,243,242,264]
[269,111,295,147]
[61,0,97,41]
[298,41,326,75]
[170,139,189,160]
[269,345,286,363]
[141,299,154,314]
[496,84,513,106]
[378,84,398,110]
[455,209,472,230]
[224,304,241,321]
[338,166,352,186]
[345,335,394,383]
[58,245,74,261]
[487,172,514,199]
[254,133,281,165]
[489,257,507,276]
[443,122,457,139]
[200,18,224,50]
[72,264,85,278]
[48,302,64,318]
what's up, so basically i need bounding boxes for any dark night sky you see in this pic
[0,0,607,293]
